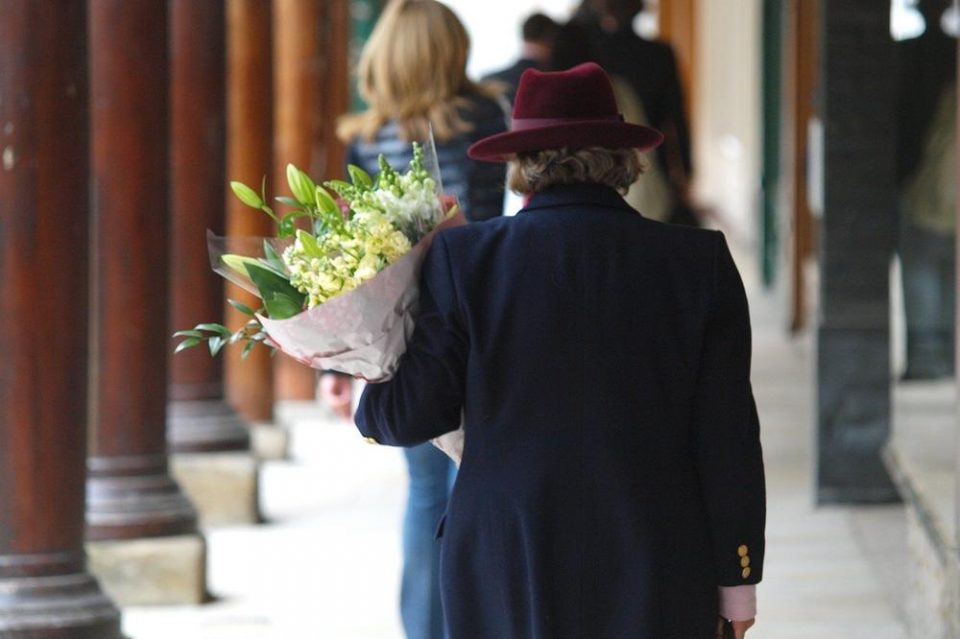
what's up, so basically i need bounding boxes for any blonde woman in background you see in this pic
[320,2,508,638]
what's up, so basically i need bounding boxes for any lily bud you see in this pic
[286,164,316,205]
[230,181,263,209]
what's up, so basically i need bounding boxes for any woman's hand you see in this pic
[716,617,755,639]
[319,373,354,421]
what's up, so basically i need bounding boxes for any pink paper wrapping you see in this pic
[257,211,466,382]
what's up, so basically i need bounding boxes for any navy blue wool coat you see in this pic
[356,183,766,639]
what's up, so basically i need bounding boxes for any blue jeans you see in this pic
[401,443,456,639]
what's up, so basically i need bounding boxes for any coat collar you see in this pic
[519,183,637,215]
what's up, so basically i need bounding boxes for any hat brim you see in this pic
[467,121,663,162]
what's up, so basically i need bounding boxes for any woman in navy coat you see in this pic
[355,63,765,639]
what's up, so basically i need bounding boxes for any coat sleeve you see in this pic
[354,234,467,446]
[693,232,766,587]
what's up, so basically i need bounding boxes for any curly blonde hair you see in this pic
[507,147,644,195]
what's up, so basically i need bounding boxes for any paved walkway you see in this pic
[122,291,909,638]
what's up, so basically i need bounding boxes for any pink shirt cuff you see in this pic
[719,585,757,622]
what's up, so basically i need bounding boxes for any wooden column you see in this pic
[168,0,250,454]
[658,0,697,136]
[319,0,350,180]
[0,2,121,636]
[167,0,259,526]
[225,0,276,423]
[87,0,198,542]
[271,0,324,401]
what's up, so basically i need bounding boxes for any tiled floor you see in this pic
[122,291,908,638]
[748,299,907,639]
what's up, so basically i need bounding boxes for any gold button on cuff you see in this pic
[363,437,378,445]
[741,566,752,579]
[740,556,750,568]
[737,545,749,557]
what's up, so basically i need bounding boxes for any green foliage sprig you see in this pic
[173,299,274,358]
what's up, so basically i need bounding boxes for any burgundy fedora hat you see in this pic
[468,62,663,162]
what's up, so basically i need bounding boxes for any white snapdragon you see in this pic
[283,206,413,307]
[279,143,439,308]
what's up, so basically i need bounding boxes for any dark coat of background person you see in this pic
[596,29,692,181]
[356,183,766,639]
[573,7,692,188]
[895,0,956,186]
[482,13,560,104]
[346,94,508,221]
[482,59,540,105]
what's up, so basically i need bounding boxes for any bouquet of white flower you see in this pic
[176,141,464,381]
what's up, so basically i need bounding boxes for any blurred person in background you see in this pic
[482,12,561,104]
[322,1,508,637]
[575,0,697,226]
[896,0,957,380]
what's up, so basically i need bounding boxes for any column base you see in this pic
[250,421,290,460]
[0,571,122,638]
[86,534,206,606]
[167,399,250,454]
[171,452,261,526]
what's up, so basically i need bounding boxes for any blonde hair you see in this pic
[337,0,500,143]
[507,147,644,195]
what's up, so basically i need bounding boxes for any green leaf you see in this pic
[295,229,323,257]
[278,216,296,238]
[208,336,226,356]
[228,299,256,316]
[241,340,257,359]
[278,210,311,238]
[275,196,301,207]
[244,262,305,319]
[195,323,232,337]
[263,240,282,263]
[230,181,263,209]
[323,179,355,199]
[222,254,271,281]
[174,337,201,354]
[347,164,373,189]
[263,292,304,320]
[173,329,204,339]
[314,185,340,215]
[261,242,288,278]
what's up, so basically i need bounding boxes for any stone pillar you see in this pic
[168,0,259,526]
[86,0,206,605]
[955,29,960,549]
[816,0,899,503]
[226,0,288,458]
[0,3,122,636]
[945,38,960,636]
[271,0,324,402]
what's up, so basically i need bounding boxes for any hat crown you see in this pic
[466,61,663,162]
[512,62,620,121]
